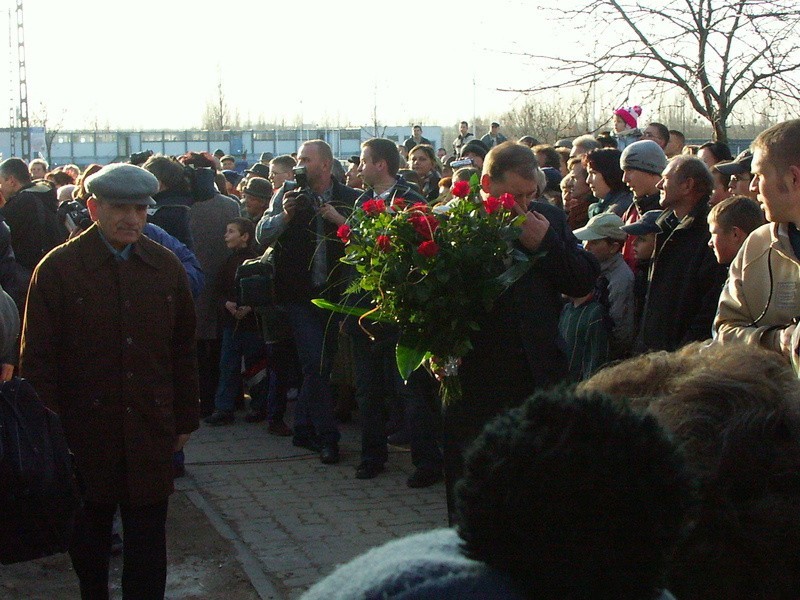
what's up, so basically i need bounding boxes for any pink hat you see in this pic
[614,105,642,129]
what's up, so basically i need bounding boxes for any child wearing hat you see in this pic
[613,106,644,151]
[621,210,663,338]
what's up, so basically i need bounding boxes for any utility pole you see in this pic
[15,0,29,160]
[7,9,15,157]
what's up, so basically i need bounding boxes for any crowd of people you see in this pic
[1,110,800,598]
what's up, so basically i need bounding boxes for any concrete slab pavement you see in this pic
[179,410,448,599]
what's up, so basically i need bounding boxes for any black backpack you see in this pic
[0,377,80,564]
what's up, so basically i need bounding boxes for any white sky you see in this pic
[2,0,588,130]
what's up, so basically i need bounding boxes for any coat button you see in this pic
[124,300,131,309]
[93,399,100,406]
[126,372,133,379]
[127,407,132,414]
[126,337,133,345]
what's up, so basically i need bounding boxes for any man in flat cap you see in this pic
[19,162,199,599]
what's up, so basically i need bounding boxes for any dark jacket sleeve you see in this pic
[680,247,728,345]
[530,202,600,298]
[170,260,200,435]
[19,257,62,413]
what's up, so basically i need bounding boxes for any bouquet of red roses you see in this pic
[313,176,534,402]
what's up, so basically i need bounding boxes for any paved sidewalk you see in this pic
[179,410,448,599]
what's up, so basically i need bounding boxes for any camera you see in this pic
[57,201,92,234]
[130,150,154,166]
[235,258,291,343]
[293,165,310,189]
[291,165,319,213]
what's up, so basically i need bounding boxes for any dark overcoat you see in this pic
[19,224,199,506]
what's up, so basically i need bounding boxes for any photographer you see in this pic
[256,140,360,464]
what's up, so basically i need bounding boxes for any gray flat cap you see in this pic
[85,163,159,205]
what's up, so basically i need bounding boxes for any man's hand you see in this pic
[1,363,13,382]
[780,323,799,358]
[234,306,252,320]
[512,204,550,252]
[319,203,346,225]
[174,433,191,452]
[225,300,238,316]
[282,192,298,222]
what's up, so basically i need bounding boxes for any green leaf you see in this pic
[496,259,535,288]
[396,343,429,380]
[311,298,391,322]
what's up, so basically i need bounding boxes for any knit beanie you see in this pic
[620,140,668,175]
[614,106,642,129]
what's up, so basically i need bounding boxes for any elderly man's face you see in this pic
[87,198,148,250]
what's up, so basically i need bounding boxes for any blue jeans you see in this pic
[284,302,340,446]
[351,333,442,470]
[214,326,285,420]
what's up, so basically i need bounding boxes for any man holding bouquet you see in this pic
[443,141,600,521]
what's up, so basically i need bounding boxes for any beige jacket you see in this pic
[714,222,800,352]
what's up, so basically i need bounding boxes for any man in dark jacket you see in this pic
[634,155,728,353]
[348,138,443,487]
[257,140,359,464]
[20,163,199,599]
[442,141,600,522]
[0,157,67,273]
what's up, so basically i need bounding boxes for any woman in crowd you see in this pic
[409,144,442,202]
[585,148,632,218]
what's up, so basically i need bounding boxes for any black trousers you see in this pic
[442,348,534,525]
[69,499,169,600]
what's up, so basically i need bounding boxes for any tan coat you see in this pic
[20,224,199,506]
[714,222,800,353]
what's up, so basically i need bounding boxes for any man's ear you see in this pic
[480,173,492,194]
[86,196,99,221]
[731,226,746,242]
[788,164,800,193]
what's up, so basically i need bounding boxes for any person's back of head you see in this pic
[143,155,190,194]
[572,134,601,156]
[581,342,800,598]
[456,387,692,600]
[0,157,32,186]
[532,144,561,170]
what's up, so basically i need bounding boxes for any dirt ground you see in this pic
[0,491,260,599]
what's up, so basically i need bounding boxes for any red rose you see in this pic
[409,214,440,240]
[337,224,351,243]
[392,197,407,210]
[483,196,501,214]
[376,235,391,252]
[451,180,471,198]
[417,240,440,258]
[362,199,385,215]
[410,202,429,212]
[499,193,516,210]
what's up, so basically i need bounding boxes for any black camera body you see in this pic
[130,150,154,166]
[291,166,319,214]
[57,201,92,234]
[235,258,291,343]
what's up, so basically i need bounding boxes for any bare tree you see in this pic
[507,0,800,143]
[202,74,240,130]
[30,103,65,162]
[499,96,595,143]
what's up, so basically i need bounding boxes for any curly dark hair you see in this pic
[456,388,693,600]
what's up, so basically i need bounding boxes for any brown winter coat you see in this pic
[19,224,199,506]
